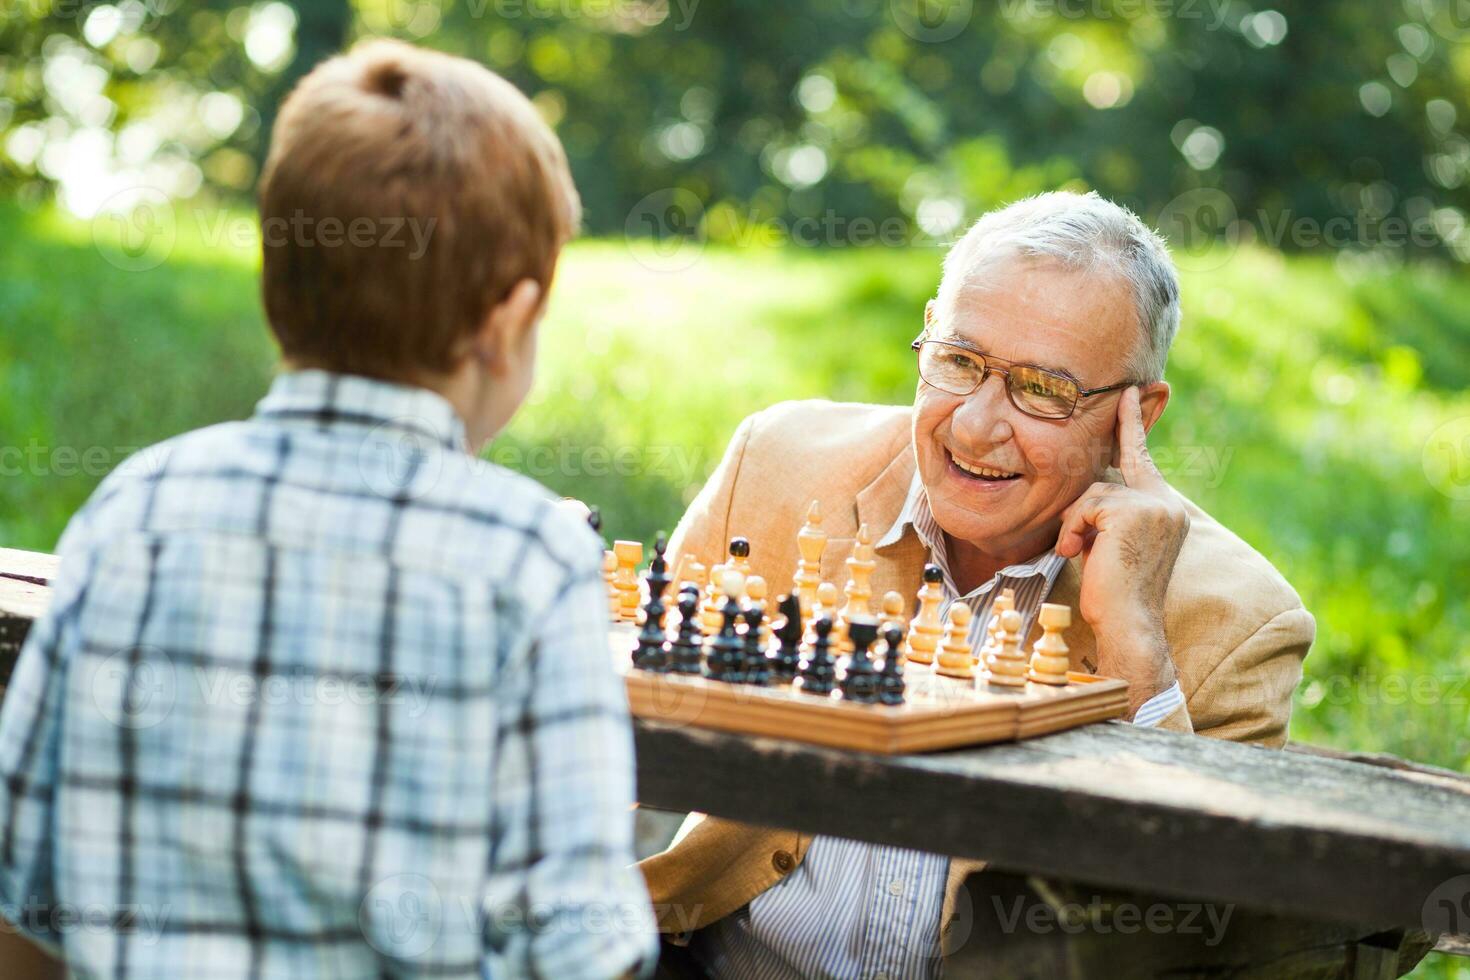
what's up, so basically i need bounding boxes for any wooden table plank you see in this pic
[634,719,1470,936]
[0,547,60,586]
[0,577,53,688]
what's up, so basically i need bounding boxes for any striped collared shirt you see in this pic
[694,473,1183,980]
[0,370,656,978]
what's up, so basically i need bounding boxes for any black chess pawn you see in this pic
[878,624,906,706]
[797,616,836,696]
[728,536,750,568]
[669,593,703,674]
[840,618,881,704]
[644,533,672,609]
[770,594,802,684]
[632,534,673,672]
[741,606,769,685]
[704,592,745,683]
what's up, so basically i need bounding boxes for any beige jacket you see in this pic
[638,400,1314,944]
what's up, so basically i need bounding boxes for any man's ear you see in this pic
[1137,381,1170,434]
[473,278,543,376]
[1109,381,1171,470]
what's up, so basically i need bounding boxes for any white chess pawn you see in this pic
[935,603,974,679]
[986,608,1028,688]
[1028,603,1072,686]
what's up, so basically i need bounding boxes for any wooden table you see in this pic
[4,548,1468,977]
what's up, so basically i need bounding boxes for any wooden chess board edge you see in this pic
[622,661,1132,754]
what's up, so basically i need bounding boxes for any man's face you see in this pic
[912,257,1143,560]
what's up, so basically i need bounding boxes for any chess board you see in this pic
[610,623,1129,754]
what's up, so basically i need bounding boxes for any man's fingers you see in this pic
[1117,386,1164,490]
[1056,490,1107,557]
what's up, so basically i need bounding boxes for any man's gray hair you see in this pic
[937,191,1182,382]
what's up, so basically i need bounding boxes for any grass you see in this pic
[3,201,1470,974]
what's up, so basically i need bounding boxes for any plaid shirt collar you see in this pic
[254,369,468,453]
[875,470,1067,604]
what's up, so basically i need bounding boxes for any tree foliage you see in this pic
[3,0,1470,260]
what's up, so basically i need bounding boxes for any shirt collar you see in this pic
[877,470,1067,601]
[254,370,468,452]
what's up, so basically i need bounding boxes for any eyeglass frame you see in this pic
[909,333,1139,420]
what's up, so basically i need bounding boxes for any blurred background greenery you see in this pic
[3,2,1470,972]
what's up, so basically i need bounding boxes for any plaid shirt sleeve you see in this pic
[480,552,655,978]
[0,504,102,953]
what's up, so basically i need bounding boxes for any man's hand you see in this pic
[1055,386,1189,714]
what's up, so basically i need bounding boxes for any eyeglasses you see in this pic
[910,336,1136,420]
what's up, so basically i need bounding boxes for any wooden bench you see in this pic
[4,548,1468,977]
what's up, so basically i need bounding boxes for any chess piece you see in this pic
[701,563,727,636]
[878,624,906,706]
[906,564,945,666]
[840,618,880,704]
[745,575,772,662]
[728,536,752,578]
[602,549,619,619]
[981,589,1016,662]
[1028,602,1072,686]
[704,569,746,682]
[793,500,826,620]
[678,554,707,594]
[742,606,770,685]
[632,590,670,673]
[613,540,643,623]
[798,616,836,696]
[986,608,1029,688]
[838,524,876,652]
[770,594,802,684]
[935,603,975,679]
[815,582,840,622]
[879,590,908,663]
[644,534,672,613]
[632,535,672,669]
[805,581,840,651]
[669,592,703,674]
[746,574,767,613]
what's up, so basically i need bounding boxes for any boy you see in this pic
[0,40,655,978]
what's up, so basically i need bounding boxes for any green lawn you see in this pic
[4,201,1470,974]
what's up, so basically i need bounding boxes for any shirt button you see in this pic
[772,850,795,874]
[887,879,905,896]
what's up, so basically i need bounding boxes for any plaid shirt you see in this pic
[0,370,656,978]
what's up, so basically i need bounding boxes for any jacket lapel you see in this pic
[855,443,928,601]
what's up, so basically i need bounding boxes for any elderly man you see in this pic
[638,191,1314,978]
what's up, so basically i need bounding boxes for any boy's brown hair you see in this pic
[258,39,580,380]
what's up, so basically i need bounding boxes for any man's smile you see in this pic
[945,447,1023,483]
